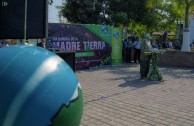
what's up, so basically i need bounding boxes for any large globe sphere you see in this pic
[0,45,83,126]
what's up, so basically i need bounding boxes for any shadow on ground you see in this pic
[117,77,163,88]
[118,78,162,88]
[160,67,194,80]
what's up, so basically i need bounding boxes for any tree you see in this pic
[57,0,183,39]
[172,0,194,51]
[59,0,107,24]
[108,0,149,27]
[143,0,184,39]
[161,1,184,44]
[59,0,149,26]
[141,0,171,33]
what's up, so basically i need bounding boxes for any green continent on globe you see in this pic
[51,88,83,126]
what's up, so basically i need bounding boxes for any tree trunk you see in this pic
[181,2,190,52]
[184,2,189,31]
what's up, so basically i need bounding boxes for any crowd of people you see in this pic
[122,34,184,64]
[0,40,12,48]
[122,36,141,63]
[0,39,47,48]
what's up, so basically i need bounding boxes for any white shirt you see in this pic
[168,41,173,48]
[6,44,10,47]
[146,41,150,45]
[146,41,152,50]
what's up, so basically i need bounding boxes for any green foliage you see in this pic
[59,0,149,26]
[171,0,194,29]
[127,20,147,38]
[59,0,104,24]
[111,12,128,26]
[55,0,192,35]
[147,49,165,81]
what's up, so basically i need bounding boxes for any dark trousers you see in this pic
[125,47,131,63]
[140,60,150,78]
[134,48,141,63]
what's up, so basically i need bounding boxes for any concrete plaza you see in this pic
[76,63,194,126]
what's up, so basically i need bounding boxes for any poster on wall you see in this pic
[47,23,112,70]
[111,27,123,65]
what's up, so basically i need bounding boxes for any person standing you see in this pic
[123,38,132,63]
[140,34,153,79]
[167,39,173,48]
[37,39,46,48]
[153,40,160,49]
[133,37,141,63]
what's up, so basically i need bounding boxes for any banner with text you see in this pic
[48,23,112,70]
[111,27,122,65]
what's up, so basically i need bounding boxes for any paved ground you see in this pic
[76,63,194,126]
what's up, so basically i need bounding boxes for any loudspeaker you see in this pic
[0,0,46,39]
[55,52,76,72]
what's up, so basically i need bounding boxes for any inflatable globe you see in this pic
[0,45,83,126]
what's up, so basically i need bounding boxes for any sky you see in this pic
[48,0,63,23]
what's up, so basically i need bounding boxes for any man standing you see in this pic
[123,38,132,63]
[140,34,152,79]
[133,37,141,63]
